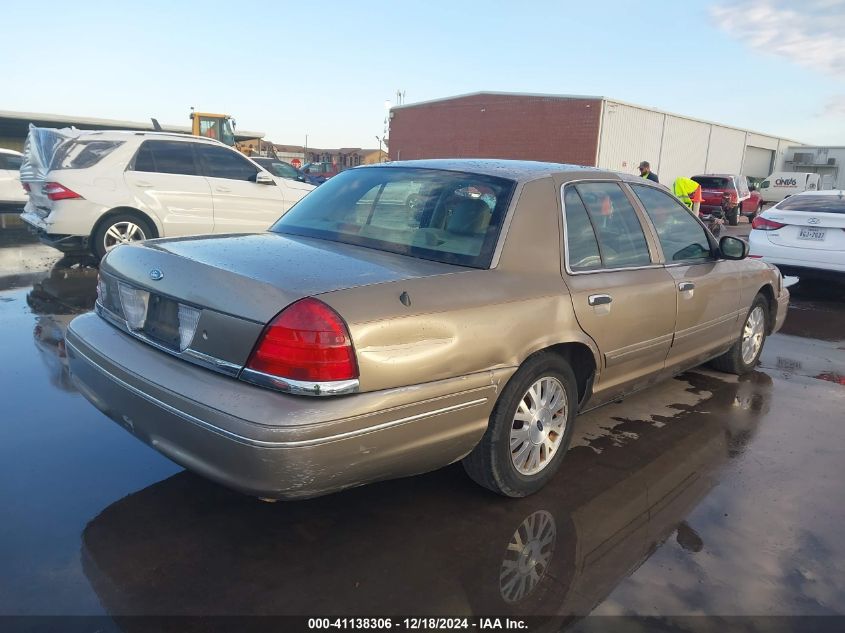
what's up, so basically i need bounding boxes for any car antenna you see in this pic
[150,118,163,131]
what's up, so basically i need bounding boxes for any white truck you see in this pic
[759,171,822,204]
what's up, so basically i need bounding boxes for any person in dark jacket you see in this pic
[639,161,659,183]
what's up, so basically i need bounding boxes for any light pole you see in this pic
[375,136,384,163]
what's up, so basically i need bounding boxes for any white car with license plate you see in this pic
[749,190,845,278]
[19,128,315,258]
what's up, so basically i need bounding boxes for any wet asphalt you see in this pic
[0,214,843,627]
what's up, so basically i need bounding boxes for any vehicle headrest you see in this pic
[446,197,491,236]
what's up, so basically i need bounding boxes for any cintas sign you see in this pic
[774,178,798,187]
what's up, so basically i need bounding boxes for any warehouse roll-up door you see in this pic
[743,146,774,178]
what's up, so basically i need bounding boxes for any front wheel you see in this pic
[710,294,769,374]
[463,353,578,497]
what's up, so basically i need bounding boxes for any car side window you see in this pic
[132,141,198,176]
[572,182,652,268]
[273,162,298,179]
[196,145,259,181]
[563,187,602,270]
[631,184,712,263]
[0,154,22,170]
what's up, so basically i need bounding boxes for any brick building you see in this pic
[388,92,801,186]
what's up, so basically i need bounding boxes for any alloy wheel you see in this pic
[509,377,568,476]
[103,221,147,252]
[741,306,765,364]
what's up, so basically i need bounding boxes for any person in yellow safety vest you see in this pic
[673,177,701,210]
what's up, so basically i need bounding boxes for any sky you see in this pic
[2,0,844,149]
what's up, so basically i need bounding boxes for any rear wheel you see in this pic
[710,294,769,375]
[463,353,577,497]
[92,213,154,259]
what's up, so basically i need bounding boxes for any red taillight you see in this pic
[246,298,358,382]
[43,182,82,201]
[751,216,785,231]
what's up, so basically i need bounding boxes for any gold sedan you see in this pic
[66,160,789,499]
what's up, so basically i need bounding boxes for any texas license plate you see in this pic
[798,227,826,241]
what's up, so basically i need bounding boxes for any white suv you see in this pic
[20,130,315,257]
[0,148,27,213]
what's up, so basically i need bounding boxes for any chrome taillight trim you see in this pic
[240,367,360,397]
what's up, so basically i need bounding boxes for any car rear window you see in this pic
[692,177,732,189]
[271,167,516,268]
[778,194,845,214]
[51,140,123,170]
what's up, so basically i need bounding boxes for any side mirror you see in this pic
[720,235,748,260]
[256,171,275,186]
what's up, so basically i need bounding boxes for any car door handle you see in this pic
[678,281,695,292]
[215,186,232,193]
[588,294,613,306]
[134,180,154,188]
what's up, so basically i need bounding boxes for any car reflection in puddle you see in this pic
[27,256,98,392]
[79,369,769,625]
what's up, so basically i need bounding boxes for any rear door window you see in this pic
[632,185,712,262]
[571,182,652,268]
[131,140,199,176]
[562,187,602,270]
[195,145,259,181]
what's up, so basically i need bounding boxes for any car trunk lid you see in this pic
[104,232,463,321]
[763,210,845,251]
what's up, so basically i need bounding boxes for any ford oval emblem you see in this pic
[149,268,164,281]
[807,217,821,225]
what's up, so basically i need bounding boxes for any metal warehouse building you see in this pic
[778,146,845,190]
[388,92,801,186]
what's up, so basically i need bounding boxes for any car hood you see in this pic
[101,232,463,323]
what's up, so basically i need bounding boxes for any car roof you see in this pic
[692,173,737,178]
[0,147,23,156]
[56,130,225,145]
[362,159,630,183]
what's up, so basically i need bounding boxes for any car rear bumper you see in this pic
[749,234,845,274]
[21,210,90,251]
[66,313,500,499]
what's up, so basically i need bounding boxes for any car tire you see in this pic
[463,353,578,497]
[710,294,769,375]
[728,206,740,226]
[92,213,154,259]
